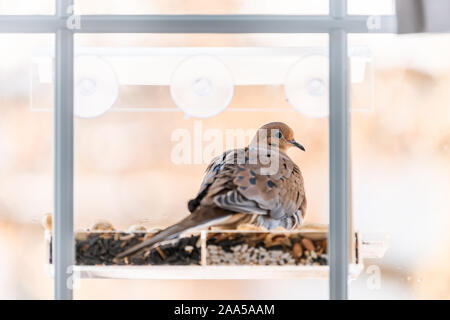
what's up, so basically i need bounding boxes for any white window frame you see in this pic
[0,0,396,300]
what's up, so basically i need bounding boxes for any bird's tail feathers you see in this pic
[115,207,229,259]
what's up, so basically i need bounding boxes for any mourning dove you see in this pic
[116,122,306,259]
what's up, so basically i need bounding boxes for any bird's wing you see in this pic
[199,147,306,220]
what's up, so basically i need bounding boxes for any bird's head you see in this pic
[251,122,305,153]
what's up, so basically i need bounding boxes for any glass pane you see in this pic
[0,0,54,14]
[349,34,450,299]
[0,34,54,299]
[72,33,330,299]
[347,0,395,15]
[74,0,328,15]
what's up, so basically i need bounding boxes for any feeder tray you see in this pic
[44,223,387,280]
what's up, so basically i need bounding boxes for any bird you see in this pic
[115,122,307,259]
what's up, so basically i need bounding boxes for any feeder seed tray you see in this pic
[44,223,386,280]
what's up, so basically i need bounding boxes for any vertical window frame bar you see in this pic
[54,0,74,300]
[329,0,350,300]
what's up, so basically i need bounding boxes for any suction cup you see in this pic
[170,55,234,118]
[74,55,119,118]
[284,55,329,118]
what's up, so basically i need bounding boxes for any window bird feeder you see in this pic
[0,0,397,300]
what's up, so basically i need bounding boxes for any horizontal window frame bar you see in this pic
[0,14,396,33]
[0,16,61,32]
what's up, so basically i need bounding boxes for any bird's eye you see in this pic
[277,131,283,139]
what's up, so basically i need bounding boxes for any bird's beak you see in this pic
[289,140,306,151]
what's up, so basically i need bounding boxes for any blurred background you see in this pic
[0,0,449,299]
